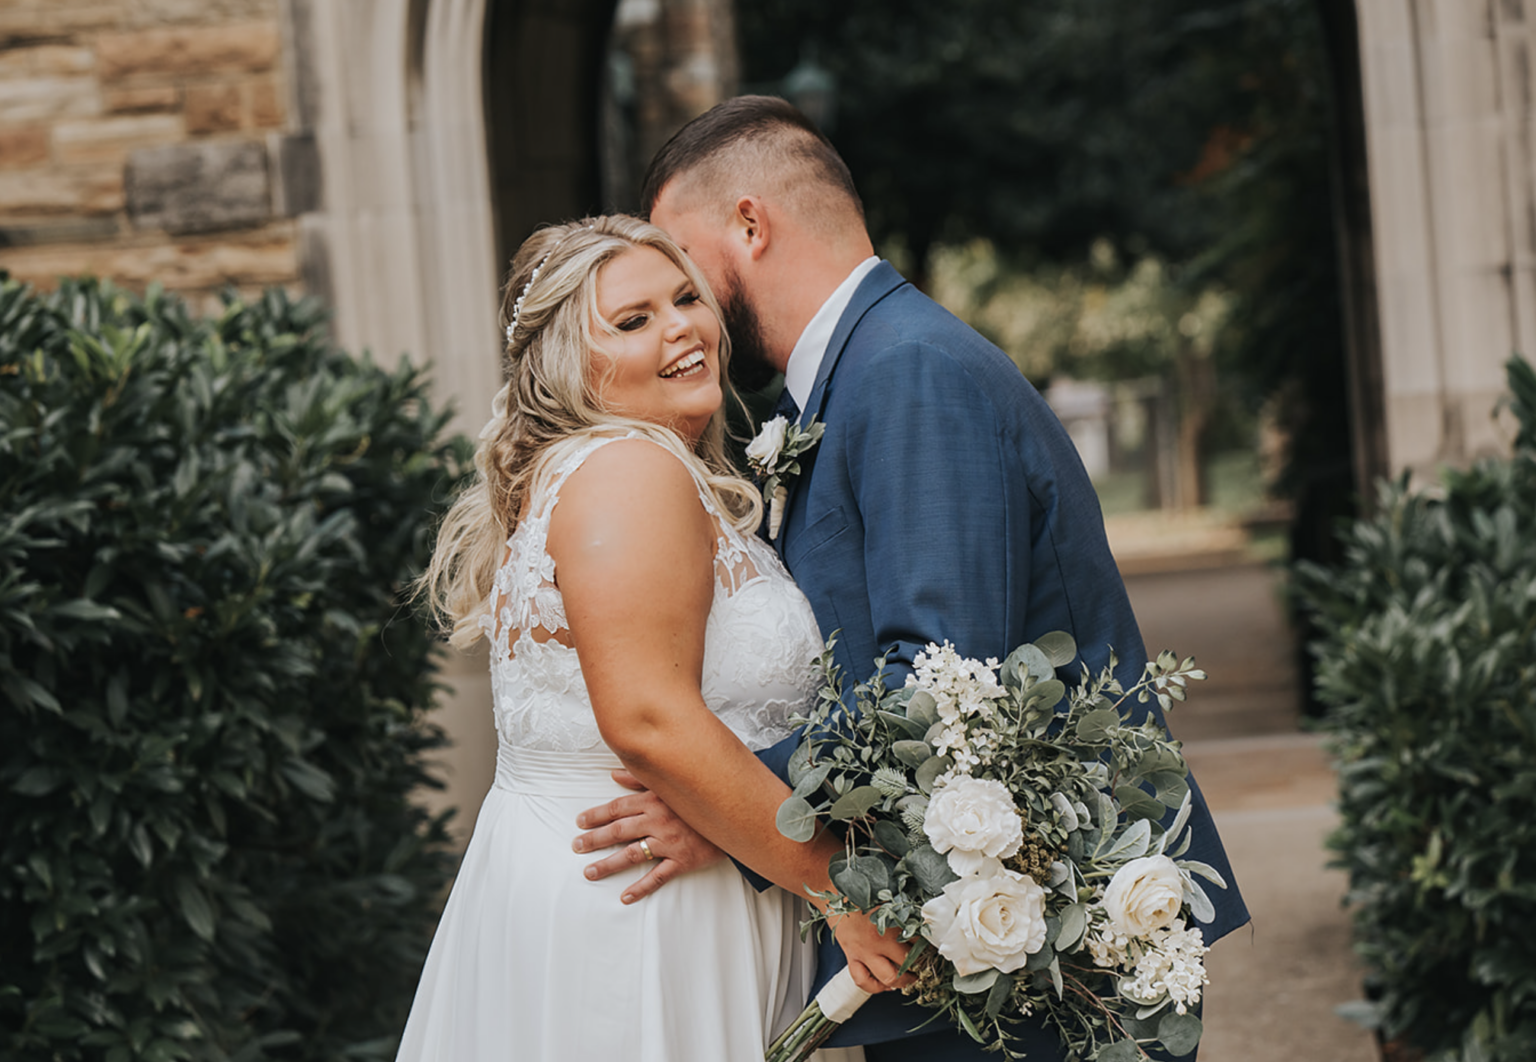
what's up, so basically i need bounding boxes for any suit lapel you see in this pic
[775,262,909,556]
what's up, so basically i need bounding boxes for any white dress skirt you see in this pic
[396,434,865,1062]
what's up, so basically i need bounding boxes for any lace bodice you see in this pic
[479,433,824,754]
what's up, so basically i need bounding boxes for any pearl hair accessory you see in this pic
[504,223,594,346]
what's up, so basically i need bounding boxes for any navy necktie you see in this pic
[771,386,800,424]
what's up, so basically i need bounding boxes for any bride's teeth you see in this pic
[662,351,703,378]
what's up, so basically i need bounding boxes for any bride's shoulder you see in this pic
[559,431,694,488]
[548,432,712,539]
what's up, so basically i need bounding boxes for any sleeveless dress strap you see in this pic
[526,432,643,525]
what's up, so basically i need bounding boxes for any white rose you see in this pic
[1102,855,1184,938]
[921,869,1048,975]
[923,776,1025,872]
[746,415,789,469]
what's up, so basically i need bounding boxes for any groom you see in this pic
[576,95,1249,1059]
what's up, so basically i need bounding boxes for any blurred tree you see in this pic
[740,0,1350,513]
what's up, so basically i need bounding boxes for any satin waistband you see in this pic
[494,744,627,797]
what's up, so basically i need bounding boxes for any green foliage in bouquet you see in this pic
[1296,355,1536,1062]
[0,278,469,1061]
[772,635,1220,1061]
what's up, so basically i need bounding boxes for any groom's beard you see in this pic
[719,266,777,393]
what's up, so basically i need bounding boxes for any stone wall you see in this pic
[0,0,311,310]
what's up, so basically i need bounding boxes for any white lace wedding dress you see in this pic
[397,433,861,1062]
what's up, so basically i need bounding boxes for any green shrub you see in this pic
[1296,356,1536,1062]
[0,279,467,1061]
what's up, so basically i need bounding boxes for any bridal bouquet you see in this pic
[766,634,1223,1062]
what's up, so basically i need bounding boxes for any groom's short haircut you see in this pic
[641,95,864,235]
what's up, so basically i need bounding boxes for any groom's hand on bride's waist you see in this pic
[573,770,726,903]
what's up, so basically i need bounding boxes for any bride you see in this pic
[399,215,908,1061]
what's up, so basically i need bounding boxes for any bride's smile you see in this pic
[591,244,723,441]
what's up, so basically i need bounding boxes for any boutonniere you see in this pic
[745,414,824,539]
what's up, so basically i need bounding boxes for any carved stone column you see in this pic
[1355,0,1533,478]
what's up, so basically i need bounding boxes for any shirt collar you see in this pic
[782,256,880,412]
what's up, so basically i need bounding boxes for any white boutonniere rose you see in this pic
[746,413,824,539]
[923,776,1025,877]
[921,868,1048,976]
[745,415,789,468]
[1102,854,1185,938]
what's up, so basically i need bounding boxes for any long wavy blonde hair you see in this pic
[420,214,763,648]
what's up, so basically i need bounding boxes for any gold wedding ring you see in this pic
[638,838,655,861]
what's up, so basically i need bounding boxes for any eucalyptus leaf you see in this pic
[1001,643,1053,688]
[892,739,933,769]
[877,710,928,741]
[831,859,876,908]
[829,785,883,821]
[915,755,951,795]
[872,819,911,857]
[791,762,832,799]
[1054,903,1088,952]
[952,968,999,994]
[1096,1040,1141,1062]
[1158,1011,1203,1056]
[902,845,959,893]
[1099,817,1152,861]
[1150,770,1190,808]
[776,796,819,842]
[984,970,1013,1019]
[787,741,816,788]
[906,689,939,729]
[1035,630,1077,667]
[1074,707,1120,743]
[1115,784,1165,822]
[1023,678,1066,711]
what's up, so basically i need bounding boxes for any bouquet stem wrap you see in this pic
[766,968,871,1062]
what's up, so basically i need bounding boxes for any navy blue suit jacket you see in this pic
[754,262,1249,1050]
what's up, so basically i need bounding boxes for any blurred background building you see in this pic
[1,0,1533,827]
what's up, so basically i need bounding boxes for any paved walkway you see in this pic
[1117,524,1379,1062]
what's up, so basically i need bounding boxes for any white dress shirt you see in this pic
[781,256,881,412]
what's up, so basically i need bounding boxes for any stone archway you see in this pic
[293,0,502,442]
[296,0,607,833]
[293,0,735,833]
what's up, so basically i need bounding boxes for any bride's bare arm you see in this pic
[549,440,908,993]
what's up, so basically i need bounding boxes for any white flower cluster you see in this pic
[1118,922,1209,1015]
[1081,857,1209,1016]
[1085,919,1131,969]
[907,642,1004,774]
